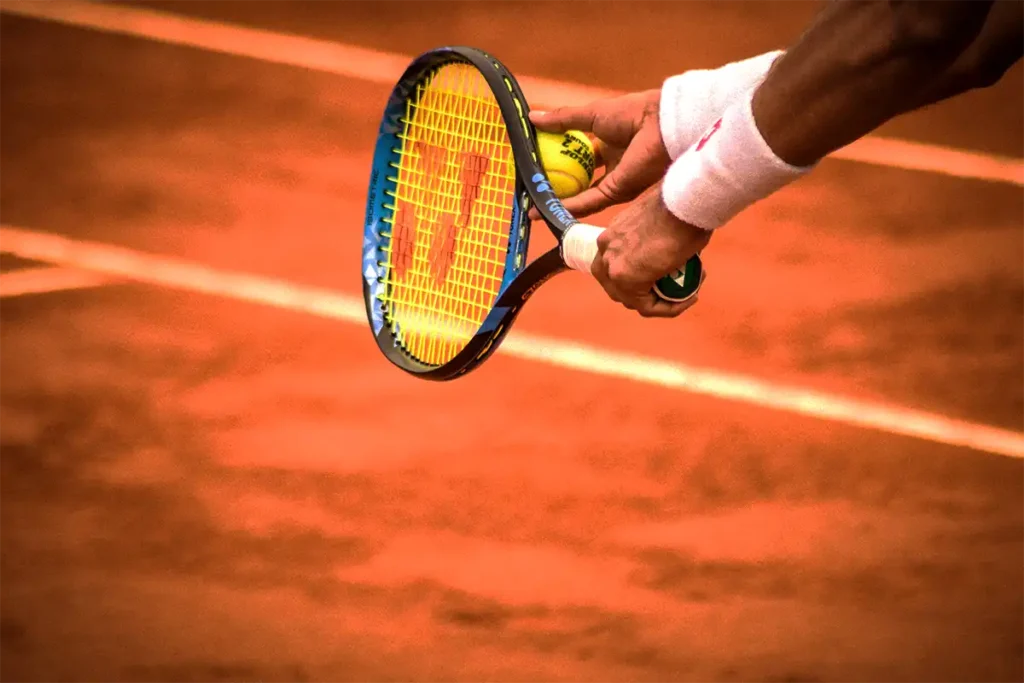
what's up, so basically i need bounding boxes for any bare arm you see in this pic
[531,1,1020,220]
[753,0,998,167]
[910,0,1024,109]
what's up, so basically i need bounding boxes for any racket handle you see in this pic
[562,223,703,303]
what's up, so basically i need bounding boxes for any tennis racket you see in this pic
[362,46,704,380]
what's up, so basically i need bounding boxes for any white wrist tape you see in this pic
[659,50,784,160]
[661,93,813,231]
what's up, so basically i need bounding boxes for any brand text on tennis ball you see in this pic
[537,130,596,198]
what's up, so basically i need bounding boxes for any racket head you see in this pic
[363,47,556,380]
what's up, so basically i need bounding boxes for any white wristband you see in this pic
[661,92,813,231]
[659,50,784,161]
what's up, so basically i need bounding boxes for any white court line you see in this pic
[2,0,1022,186]
[0,266,113,298]
[1,224,1022,460]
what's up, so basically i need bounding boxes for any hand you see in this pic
[592,181,711,318]
[529,89,671,219]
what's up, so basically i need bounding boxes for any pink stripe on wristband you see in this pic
[659,50,784,160]
[661,92,813,231]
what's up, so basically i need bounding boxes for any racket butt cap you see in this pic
[653,258,703,303]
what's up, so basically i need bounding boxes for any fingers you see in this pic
[561,128,668,219]
[631,293,700,318]
[591,272,701,318]
[557,184,623,219]
[590,242,663,315]
[528,177,615,221]
[557,152,645,218]
[590,237,705,319]
[557,169,644,219]
[633,270,706,317]
[630,268,706,317]
[607,287,701,318]
[528,143,615,220]
[591,138,606,169]
[529,107,598,134]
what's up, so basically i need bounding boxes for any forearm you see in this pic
[659,0,1020,163]
[752,0,995,166]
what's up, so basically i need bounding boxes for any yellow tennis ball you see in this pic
[537,130,596,199]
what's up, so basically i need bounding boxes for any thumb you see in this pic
[529,106,598,134]
[558,145,661,219]
[528,182,617,221]
[557,180,626,219]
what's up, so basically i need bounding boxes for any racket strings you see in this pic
[379,62,516,366]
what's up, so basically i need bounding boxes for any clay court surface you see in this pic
[1,2,1022,681]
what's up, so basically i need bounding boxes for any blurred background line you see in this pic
[2,223,1022,459]
[0,266,115,298]
[1,0,1021,186]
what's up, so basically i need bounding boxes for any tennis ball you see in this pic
[537,130,596,198]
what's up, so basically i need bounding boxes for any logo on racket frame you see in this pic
[531,173,574,229]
